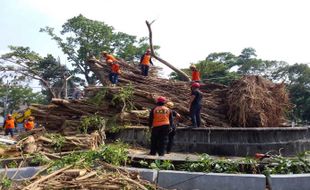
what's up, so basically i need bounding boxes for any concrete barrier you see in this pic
[268,174,310,190]
[124,167,158,183]
[0,167,41,180]
[157,170,266,190]
[116,126,310,156]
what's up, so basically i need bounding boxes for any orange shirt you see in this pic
[192,71,201,81]
[141,54,151,65]
[152,106,170,127]
[111,63,120,73]
[105,54,117,62]
[4,119,15,129]
[24,121,35,130]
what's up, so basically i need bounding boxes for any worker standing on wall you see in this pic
[149,96,173,156]
[140,48,153,76]
[190,64,201,82]
[189,82,203,128]
[24,116,35,131]
[165,101,181,154]
[2,114,16,138]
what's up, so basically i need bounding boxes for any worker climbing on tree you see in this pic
[101,51,121,87]
[165,101,181,154]
[24,116,35,131]
[140,48,153,76]
[189,82,203,128]
[190,64,201,82]
[2,114,16,138]
[149,96,173,156]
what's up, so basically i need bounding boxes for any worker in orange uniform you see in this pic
[165,101,181,154]
[190,64,201,82]
[149,96,173,156]
[189,82,203,128]
[24,116,35,131]
[140,48,153,76]
[2,114,16,138]
[101,51,118,63]
[101,51,120,87]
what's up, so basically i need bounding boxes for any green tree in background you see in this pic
[0,83,47,115]
[0,46,72,99]
[40,14,150,85]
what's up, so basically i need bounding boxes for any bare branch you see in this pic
[145,20,190,81]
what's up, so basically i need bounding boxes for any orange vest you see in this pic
[111,64,120,73]
[24,121,34,130]
[4,119,15,129]
[192,71,201,81]
[141,54,151,65]
[152,106,170,127]
[105,54,117,62]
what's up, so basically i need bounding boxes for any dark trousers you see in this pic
[150,125,169,156]
[190,106,201,128]
[167,128,176,153]
[141,65,149,76]
[5,128,14,137]
[109,72,119,84]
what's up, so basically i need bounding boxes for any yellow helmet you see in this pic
[190,64,196,69]
[166,101,174,108]
[101,51,108,55]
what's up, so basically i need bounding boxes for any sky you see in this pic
[1,0,310,78]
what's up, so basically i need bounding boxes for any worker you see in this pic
[24,116,35,131]
[101,51,121,87]
[165,101,181,154]
[140,48,153,76]
[189,82,203,128]
[190,64,201,82]
[149,96,173,156]
[108,60,121,87]
[101,51,118,64]
[2,114,16,138]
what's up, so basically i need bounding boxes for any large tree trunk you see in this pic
[145,20,191,81]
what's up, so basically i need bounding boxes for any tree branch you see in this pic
[145,20,190,81]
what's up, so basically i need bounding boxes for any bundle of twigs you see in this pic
[19,162,161,190]
[227,75,291,127]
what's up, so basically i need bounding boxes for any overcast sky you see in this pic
[1,0,310,76]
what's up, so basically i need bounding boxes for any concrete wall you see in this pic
[268,174,310,190]
[116,126,310,156]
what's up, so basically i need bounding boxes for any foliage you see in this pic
[45,133,66,152]
[30,153,51,166]
[6,161,18,168]
[87,89,107,106]
[48,142,129,172]
[0,47,72,99]
[149,160,175,170]
[0,176,12,189]
[106,116,123,133]
[0,84,47,114]
[112,85,135,111]
[80,114,105,134]
[40,14,150,85]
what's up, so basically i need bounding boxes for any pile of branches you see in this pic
[1,131,103,158]
[17,161,160,190]
[227,76,291,127]
[87,58,230,127]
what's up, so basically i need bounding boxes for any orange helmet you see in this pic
[157,96,166,103]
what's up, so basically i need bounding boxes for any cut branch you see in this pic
[145,20,191,81]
